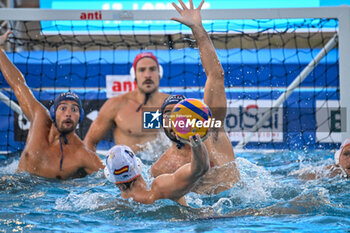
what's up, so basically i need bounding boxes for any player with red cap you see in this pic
[84,50,169,154]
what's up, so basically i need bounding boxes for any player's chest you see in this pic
[115,108,144,132]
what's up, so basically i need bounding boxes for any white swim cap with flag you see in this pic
[334,138,350,164]
[104,145,142,184]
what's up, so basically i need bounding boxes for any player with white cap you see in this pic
[104,134,209,205]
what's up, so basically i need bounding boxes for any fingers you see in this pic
[4,31,12,38]
[189,134,202,147]
[174,0,204,11]
[178,0,188,10]
[189,0,194,9]
[172,2,182,14]
[198,0,204,10]
[0,31,12,47]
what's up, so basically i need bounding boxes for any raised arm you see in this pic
[84,99,116,151]
[147,135,210,203]
[172,0,226,121]
[0,31,47,122]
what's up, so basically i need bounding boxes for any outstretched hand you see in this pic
[171,0,204,28]
[0,31,11,47]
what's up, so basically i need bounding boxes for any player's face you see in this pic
[135,58,160,94]
[55,100,80,134]
[339,144,350,176]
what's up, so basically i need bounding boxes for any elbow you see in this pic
[84,138,96,152]
[150,165,160,178]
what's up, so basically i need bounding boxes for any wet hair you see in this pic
[118,178,138,191]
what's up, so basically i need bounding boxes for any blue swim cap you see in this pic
[160,95,186,149]
[160,95,186,115]
[49,92,85,125]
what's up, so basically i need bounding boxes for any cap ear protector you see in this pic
[130,64,163,80]
[49,92,85,126]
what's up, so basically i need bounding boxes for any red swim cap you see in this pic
[132,52,159,71]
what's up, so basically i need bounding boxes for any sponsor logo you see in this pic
[106,75,136,98]
[80,11,102,20]
[225,100,283,142]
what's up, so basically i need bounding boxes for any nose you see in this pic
[145,69,152,78]
[64,108,72,117]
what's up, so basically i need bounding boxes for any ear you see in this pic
[49,105,56,124]
[158,64,163,79]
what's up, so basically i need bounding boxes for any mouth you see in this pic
[143,80,154,85]
[63,119,73,126]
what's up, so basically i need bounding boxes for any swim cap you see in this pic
[105,145,141,184]
[133,52,159,71]
[49,92,85,125]
[130,52,163,79]
[161,95,186,115]
[334,138,350,164]
[160,95,186,149]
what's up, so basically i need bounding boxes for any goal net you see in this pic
[0,7,348,156]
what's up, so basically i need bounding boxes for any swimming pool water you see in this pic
[1,150,349,232]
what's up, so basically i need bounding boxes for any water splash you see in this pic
[55,191,112,211]
[1,158,19,174]
[231,157,278,204]
[136,132,171,162]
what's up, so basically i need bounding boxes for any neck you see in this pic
[135,89,159,106]
[49,125,76,144]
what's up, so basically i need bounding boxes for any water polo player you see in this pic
[332,138,350,177]
[0,31,103,179]
[104,134,209,205]
[151,0,240,199]
[84,51,169,154]
[293,138,350,180]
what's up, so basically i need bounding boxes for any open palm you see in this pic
[171,0,204,28]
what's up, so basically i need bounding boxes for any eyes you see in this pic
[58,104,79,113]
[137,66,157,73]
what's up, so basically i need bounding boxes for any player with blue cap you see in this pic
[0,31,103,179]
[151,0,240,203]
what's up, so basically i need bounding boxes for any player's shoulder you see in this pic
[159,92,170,98]
[157,92,170,103]
[102,93,132,110]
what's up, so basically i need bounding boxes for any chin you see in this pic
[58,126,76,134]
